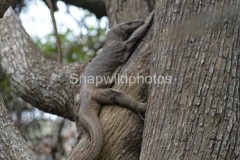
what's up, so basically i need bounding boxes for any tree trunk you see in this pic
[6,0,240,159]
[71,1,153,159]
[141,0,240,159]
[0,1,154,160]
[2,0,240,159]
[98,1,152,159]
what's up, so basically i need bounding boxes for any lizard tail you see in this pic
[68,103,103,160]
[79,106,103,160]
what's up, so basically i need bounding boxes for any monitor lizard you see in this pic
[69,11,154,160]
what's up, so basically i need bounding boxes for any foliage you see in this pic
[35,18,107,64]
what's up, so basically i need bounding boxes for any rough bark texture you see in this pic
[0,1,154,159]
[142,0,240,159]
[68,0,153,159]
[0,0,15,17]
[97,37,151,159]
[105,0,150,26]
[69,15,153,160]
[68,33,152,159]
[0,94,37,159]
[0,8,85,120]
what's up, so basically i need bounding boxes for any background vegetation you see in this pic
[0,0,108,159]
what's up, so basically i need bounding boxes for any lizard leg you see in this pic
[125,11,154,51]
[93,88,147,113]
[105,20,144,41]
[118,11,154,61]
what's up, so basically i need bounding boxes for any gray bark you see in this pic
[0,1,153,159]
[0,8,85,121]
[141,0,240,160]
[69,0,154,159]
[105,0,150,26]
[0,93,37,159]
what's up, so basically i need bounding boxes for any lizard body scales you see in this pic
[69,12,154,160]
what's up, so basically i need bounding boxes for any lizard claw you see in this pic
[138,102,147,112]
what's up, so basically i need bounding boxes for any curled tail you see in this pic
[69,98,103,160]
[80,105,103,160]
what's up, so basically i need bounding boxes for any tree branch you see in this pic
[0,93,38,159]
[46,0,63,64]
[61,0,106,19]
[0,8,85,120]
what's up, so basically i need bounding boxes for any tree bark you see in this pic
[0,0,15,17]
[0,1,154,160]
[0,8,85,121]
[105,0,150,26]
[141,0,240,159]
[0,93,37,159]
[1,0,238,159]
[70,1,153,159]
